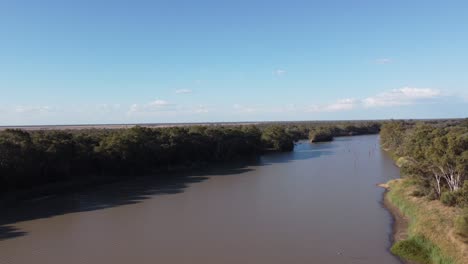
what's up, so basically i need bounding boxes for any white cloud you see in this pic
[307,98,359,112]
[128,99,211,116]
[306,87,442,113]
[272,104,298,113]
[175,89,192,94]
[325,98,359,111]
[149,100,171,107]
[232,103,300,114]
[15,105,55,113]
[129,99,174,114]
[233,104,258,113]
[193,105,209,113]
[274,69,286,77]
[95,104,121,113]
[375,58,392,64]
[363,87,441,107]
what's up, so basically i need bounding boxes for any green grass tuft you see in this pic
[391,236,431,263]
[391,235,454,264]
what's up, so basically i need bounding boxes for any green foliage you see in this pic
[0,121,383,194]
[383,120,467,263]
[454,208,468,238]
[411,189,426,197]
[381,120,468,200]
[441,192,458,206]
[307,123,380,142]
[380,121,407,154]
[391,235,455,264]
[455,181,468,208]
[391,237,431,264]
[0,125,277,192]
[309,128,333,142]
[442,181,468,207]
[261,126,294,151]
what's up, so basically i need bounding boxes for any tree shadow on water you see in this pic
[0,166,252,242]
[0,142,334,242]
[0,225,27,240]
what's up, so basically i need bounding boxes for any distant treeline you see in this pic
[0,125,294,193]
[267,121,381,142]
[0,121,382,194]
[380,119,468,207]
[308,123,381,142]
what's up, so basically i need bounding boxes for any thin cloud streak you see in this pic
[15,105,56,113]
[273,69,286,77]
[129,99,175,114]
[175,89,193,94]
[307,98,359,113]
[128,99,210,116]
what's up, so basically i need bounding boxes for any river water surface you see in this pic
[0,135,402,264]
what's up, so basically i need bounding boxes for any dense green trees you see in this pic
[0,125,292,193]
[0,121,382,195]
[309,128,334,142]
[380,121,407,154]
[307,122,381,142]
[261,126,294,151]
[380,120,468,207]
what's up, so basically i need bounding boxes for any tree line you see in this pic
[0,125,295,193]
[380,119,468,207]
[0,121,382,194]
[257,121,381,142]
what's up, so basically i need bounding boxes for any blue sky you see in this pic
[0,0,467,125]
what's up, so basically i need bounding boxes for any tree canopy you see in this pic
[380,119,468,206]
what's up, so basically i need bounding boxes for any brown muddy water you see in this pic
[0,135,401,264]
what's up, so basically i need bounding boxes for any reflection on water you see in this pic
[0,135,401,264]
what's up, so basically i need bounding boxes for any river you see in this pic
[0,135,402,264]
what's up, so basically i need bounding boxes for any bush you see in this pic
[441,191,458,207]
[454,209,468,238]
[309,129,333,142]
[440,182,468,207]
[455,181,468,207]
[411,189,425,197]
[390,237,431,264]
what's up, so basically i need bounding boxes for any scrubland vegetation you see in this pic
[381,119,468,264]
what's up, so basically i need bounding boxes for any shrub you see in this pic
[308,129,333,142]
[455,181,468,208]
[391,237,431,264]
[411,189,425,197]
[440,182,468,207]
[454,209,468,238]
[441,191,458,207]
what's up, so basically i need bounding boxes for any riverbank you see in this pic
[384,179,468,264]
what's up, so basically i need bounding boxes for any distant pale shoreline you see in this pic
[0,118,463,131]
[0,122,261,131]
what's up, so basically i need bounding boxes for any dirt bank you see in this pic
[383,179,467,264]
[383,188,418,264]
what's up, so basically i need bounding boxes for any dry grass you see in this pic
[387,179,468,264]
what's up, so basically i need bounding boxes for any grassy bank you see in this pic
[386,179,468,264]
